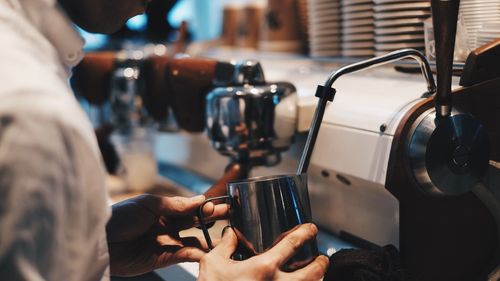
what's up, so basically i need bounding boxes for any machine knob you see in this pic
[407,110,490,196]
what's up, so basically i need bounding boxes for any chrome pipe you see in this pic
[297,49,436,174]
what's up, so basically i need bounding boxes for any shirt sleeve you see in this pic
[0,113,110,281]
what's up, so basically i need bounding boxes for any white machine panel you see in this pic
[321,72,428,135]
[311,123,394,185]
[308,75,428,246]
[308,165,400,246]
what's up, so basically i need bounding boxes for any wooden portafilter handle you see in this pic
[203,162,250,200]
[165,57,218,132]
[70,51,115,105]
[138,55,171,122]
[72,52,219,132]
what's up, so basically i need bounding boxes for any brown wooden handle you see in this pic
[139,55,171,121]
[203,162,250,199]
[70,51,115,105]
[167,57,218,132]
[431,0,460,116]
[72,53,219,132]
[139,56,218,126]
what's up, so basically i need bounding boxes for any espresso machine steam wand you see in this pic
[296,49,436,175]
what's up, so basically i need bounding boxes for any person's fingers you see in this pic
[201,201,215,216]
[162,195,206,215]
[155,235,207,251]
[154,237,208,266]
[200,201,229,218]
[202,203,230,221]
[211,226,238,259]
[180,236,208,251]
[262,223,318,266]
[107,200,158,243]
[135,194,206,216]
[279,255,330,281]
[156,233,183,247]
[173,247,206,263]
[169,204,230,230]
[156,246,206,267]
[194,203,230,226]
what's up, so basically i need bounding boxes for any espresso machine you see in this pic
[72,52,298,196]
[71,2,500,276]
[299,1,500,280]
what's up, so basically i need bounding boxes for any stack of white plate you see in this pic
[308,0,342,57]
[476,22,500,47]
[460,0,500,49]
[341,0,374,57]
[373,0,430,56]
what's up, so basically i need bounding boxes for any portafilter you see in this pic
[205,60,298,167]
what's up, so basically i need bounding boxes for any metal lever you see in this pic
[297,49,437,174]
[431,0,460,119]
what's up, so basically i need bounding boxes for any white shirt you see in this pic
[0,0,111,280]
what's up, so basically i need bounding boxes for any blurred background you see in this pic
[79,0,500,62]
[80,0,267,50]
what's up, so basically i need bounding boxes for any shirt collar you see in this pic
[19,0,85,68]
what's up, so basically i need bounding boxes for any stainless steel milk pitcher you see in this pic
[197,173,318,271]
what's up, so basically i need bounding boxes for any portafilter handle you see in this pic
[203,162,250,200]
[71,51,116,105]
[297,49,436,174]
[140,56,219,132]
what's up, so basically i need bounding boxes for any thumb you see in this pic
[211,226,238,259]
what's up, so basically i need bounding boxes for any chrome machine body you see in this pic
[206,61,298,166]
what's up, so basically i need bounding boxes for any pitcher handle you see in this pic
[197,195,232,250]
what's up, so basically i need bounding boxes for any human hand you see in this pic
[106,194,228,277]
[198,224,329,281]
